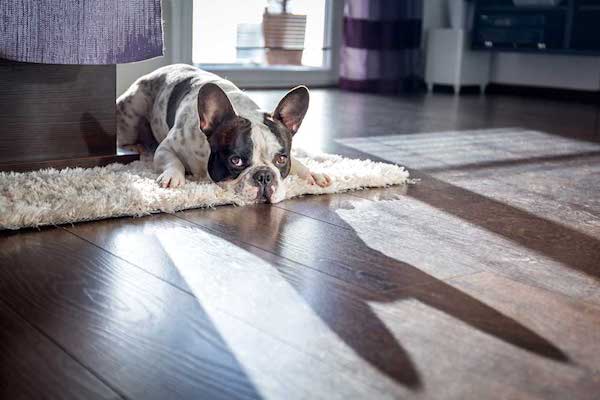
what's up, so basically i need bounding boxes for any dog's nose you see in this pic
[253,169,274,187]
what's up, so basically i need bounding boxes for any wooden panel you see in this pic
[171,203,580,358]
[0,228,261,400]
[0,59,117,164]
[0,227,401,400]
[250,89,599,149]
[63,212,600,399]
[345,182,600,304]
[177,205,481,289]
[3,88,600,399]
[65,214,425,394]
[0,301,118,400]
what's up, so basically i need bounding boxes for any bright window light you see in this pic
[193,0,328,67]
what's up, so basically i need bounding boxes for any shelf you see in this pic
[472,0,600,55]
[479,6,568,11]
[471,44,600,56]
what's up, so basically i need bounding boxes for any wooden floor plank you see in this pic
[64,210,600,399]
[252,89,599,152]
[0,228,261,400]
[0,300,120,400]
[64,214,424,393]
[0,227,402,400]
[173,205,599,364]
[339,171,600,304]
[3,90,600,399]
[177,204,481,287]
[375,271,600,400]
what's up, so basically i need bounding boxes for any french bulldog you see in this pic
[116,64,331,203]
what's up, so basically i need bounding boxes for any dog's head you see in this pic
[198,83,309,203]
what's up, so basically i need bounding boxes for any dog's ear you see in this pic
[197,83,236,136]
[273,85,309,135]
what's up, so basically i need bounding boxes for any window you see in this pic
[190,0,342,87]
[193,0,329,67]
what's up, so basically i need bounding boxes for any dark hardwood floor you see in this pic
[2,90,600,399]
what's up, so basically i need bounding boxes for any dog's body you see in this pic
[116,64,330,203]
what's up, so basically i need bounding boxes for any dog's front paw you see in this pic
[306,172,332,188]
[157,169,186,188]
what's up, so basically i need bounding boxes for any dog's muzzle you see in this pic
[252,168,275,203]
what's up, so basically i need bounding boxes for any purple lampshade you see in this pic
[0,0,164,65]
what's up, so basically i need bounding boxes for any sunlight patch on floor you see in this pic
[337,128,600,170]
[334,200,598,394]
[335,199,599,300]
[153,226,406,398]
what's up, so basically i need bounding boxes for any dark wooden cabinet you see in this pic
[472,0,600,55]
[571,0,600,50]
[0,59,138,172]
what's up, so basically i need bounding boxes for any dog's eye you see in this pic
[229,155,244,168]
[274,154,288,166]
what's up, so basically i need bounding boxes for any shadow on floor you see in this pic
[178,202,571,391]
[336,141,600,283]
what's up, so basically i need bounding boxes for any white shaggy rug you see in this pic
[0,150,409,230]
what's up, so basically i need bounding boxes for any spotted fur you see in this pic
[116,64,331,203]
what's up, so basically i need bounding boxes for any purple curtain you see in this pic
[0,0,163,65]
[339,0,424,94]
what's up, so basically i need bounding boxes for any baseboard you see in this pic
[430,84,483,95]
[485,83,600,104]
[0,148,139,173]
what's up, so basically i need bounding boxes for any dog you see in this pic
[116,64,331,203]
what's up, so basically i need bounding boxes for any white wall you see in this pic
[423,0,447,33]
[422,0,447,56]
[490,53,600,91]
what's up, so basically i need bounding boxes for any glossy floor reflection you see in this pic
[2,91,600,399]
[337,128,600,171]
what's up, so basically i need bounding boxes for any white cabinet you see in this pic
[425,28,491,94]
